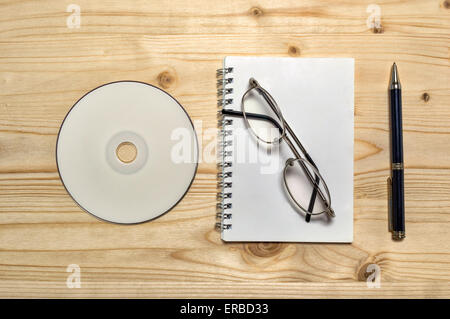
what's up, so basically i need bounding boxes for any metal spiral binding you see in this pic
[216,66,233,231]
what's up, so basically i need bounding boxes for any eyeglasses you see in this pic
[221,78,335,222]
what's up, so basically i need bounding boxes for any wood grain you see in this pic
[0,0,449,298]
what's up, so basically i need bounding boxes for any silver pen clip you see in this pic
[387,177,393,232]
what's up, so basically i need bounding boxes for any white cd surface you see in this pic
[57,81,198,224]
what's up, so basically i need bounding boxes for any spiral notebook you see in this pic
[217,57,354,242]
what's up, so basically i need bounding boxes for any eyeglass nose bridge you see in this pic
[286,158,295,167]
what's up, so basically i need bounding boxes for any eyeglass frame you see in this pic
[221,78,335,221]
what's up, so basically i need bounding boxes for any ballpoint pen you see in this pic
[388,62,405,240]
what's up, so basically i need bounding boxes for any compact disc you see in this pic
[56,81,198,224]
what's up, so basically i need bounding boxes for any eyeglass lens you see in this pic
[284,159,331,217]
[242,87,284,144]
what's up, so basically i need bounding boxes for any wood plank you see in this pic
[0,281,448,298]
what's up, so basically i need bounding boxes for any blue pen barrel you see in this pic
[391,169,405,232]
[390,88,405,234]
[390,89,403,163]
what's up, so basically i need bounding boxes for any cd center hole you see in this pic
[116,142,137,164]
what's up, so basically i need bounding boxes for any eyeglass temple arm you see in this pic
[221,109,326,220]
[221,110,316,166]
[221,109,283,132]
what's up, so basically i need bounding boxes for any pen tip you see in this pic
[389,62,401,89]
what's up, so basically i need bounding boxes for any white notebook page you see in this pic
[221,57,354,242]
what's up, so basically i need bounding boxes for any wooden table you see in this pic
[0,0,449,298]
